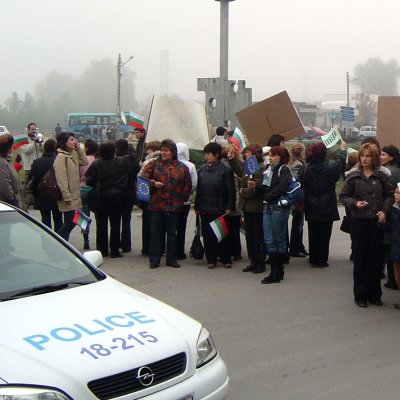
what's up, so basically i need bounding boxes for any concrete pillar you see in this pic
[218,0,231,80]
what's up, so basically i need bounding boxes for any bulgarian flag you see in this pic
[72,209,92,231]
[210,215,229,242]
[127,111,145,129]
[231,127,246,152]
[12,133,29,150]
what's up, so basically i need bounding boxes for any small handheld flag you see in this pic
[244,155,260,176]
[231,127,246,152]
[72,209,92,231]
[136,176,150,202]
[128,111,145,129]
[209,215,229,242]
[12,134,29,150]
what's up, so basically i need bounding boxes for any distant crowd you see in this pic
[0,123,399,309]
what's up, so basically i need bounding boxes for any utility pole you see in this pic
[116,53,133,140]
[346,71,350,106]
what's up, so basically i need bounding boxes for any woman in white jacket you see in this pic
[176,142,198,259]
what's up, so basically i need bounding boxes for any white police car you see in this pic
[0,201,229,399]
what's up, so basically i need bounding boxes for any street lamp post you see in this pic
[115,54,133,140]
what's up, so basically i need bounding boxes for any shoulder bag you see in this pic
[37,168,62,201]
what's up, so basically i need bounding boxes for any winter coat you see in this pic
[117,150,140,206]
[86,156,130,196]
[302,151,346,221]
[79,155,96,187]
[140,157,192,213]
[239,162,265,213]
[256,162,292,206]
[54,148,88,212]
[0,157,22,207]
[29,152,58,211]
[177,142,198,205]
[223,157,243,215]
[389,204,400,262]
[289,158,304,179]
[339,168,394,219]
[386,162,400,187]
[195,160,235,215]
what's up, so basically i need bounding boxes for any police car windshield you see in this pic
[0,211,101,301]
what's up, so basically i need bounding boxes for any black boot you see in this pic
[384,261,398,290]
[252,244,266,273]
[276,253,285,280]
[83,234,90,250]
[252,262,266,274]
[242,261,256,272]
[261,254,280,284]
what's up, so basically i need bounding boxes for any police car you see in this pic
[0,202,229,399]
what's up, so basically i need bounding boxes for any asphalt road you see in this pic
[49,207,400,400]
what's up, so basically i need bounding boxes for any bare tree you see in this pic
[353,57,400,95]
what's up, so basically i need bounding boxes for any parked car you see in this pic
[300,126,314,140]
[0,201,229,400]
[358,125,376,140]
[311,127,327,137]
[0,125,10,135]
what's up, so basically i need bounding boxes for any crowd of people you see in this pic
[1,123,400,310]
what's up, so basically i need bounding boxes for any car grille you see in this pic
[87,352,187,399]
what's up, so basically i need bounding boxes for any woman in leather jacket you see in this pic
[340,143,394,308]
[251,146,292,284]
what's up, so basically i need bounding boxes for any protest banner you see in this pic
[235,91,305,145]
[377,96,400,148]
[146,95,210,150]
[321,128,341,148]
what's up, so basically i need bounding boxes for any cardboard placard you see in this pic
[377,97,400,148]
[146,95,210,150]
[235,91,305,145]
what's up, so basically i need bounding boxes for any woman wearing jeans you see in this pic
[251,146,291,284]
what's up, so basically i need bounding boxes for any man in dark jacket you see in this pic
[141,139,192,269]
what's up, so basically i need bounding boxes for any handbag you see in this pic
[190,215,204,260]
[340,215,351,234]
[277,165,304,206]
[37,168,62,201]
[88,186,101,213]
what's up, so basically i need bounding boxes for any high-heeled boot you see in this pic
[261,253,281,284]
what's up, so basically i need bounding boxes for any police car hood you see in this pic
[0,277,202,385]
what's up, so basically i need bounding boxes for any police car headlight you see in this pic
[196,327,218,368]
[0,386,70,399]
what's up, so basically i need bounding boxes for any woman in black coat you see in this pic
[86,142,130,258]
[195,142,236,269]
[302,140,347,268]
[29,138,62,232]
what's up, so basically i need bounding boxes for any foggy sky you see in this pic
[1,0,399,109]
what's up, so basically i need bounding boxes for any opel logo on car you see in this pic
[137,366,155,386]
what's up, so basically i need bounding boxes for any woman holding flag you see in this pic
[195,142,236,269]
[54,132,87,242]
